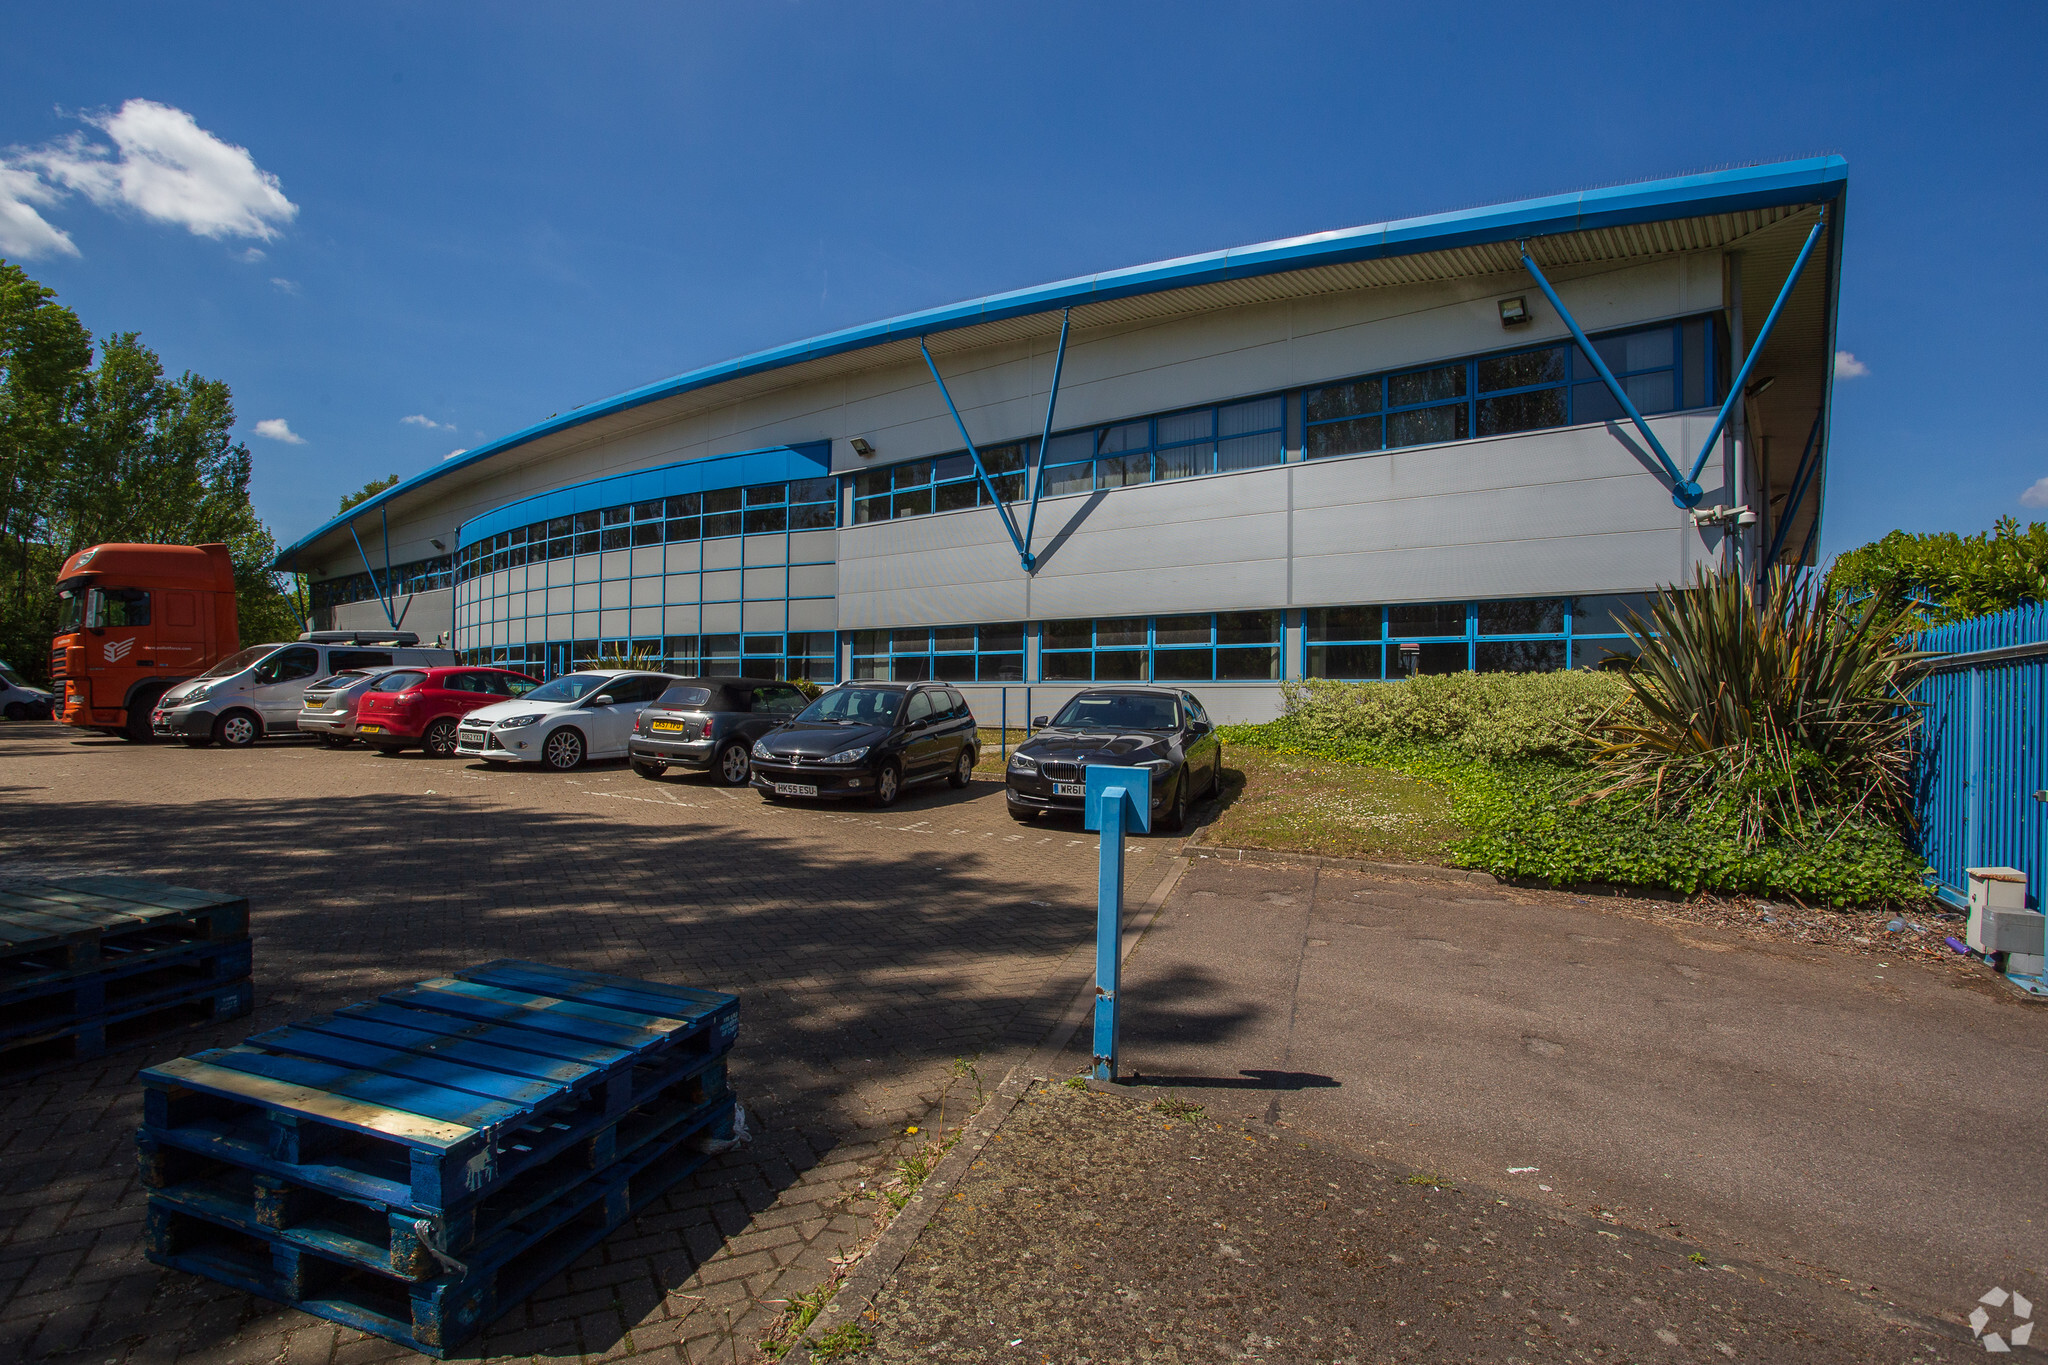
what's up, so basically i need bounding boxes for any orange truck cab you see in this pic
[51,542,240,741]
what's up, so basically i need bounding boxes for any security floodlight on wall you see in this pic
[430,538,445,550]
[1745,376,1777,398]
[849,438,876,457]
[1498,296,1530,327]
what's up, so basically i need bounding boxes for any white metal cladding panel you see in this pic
[665,605,699,634]
[703,569,742,600]
[788,598,836,631]
[600,579,628,609]
[631,607,661,635]
[1294,528,1684,605]
[630,577,661,607]
[743,534,787,566]
[702,538,743,571]
[573,584,598,612]
[602,609,627,636]
[743,567,786,598]
[789,563,836,597]
[743,601,784,632]
[703,601,741,631]
[663,574,699,605]
[600,550,630,579]
[665,543,701,573]
[631,547,663,577]
[546,612,568,637]
[574,554,599,584]
[787,530,836,564]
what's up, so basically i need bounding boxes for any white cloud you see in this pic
[441,448,468,461]
[236,246,265,263]
[402,414,453,430]
[269,277,300,295]
[2021,477,2048,510]
[1834,350,1869,379]
[12,99,297,243]
[0,165,79,258]
[253,418,305,444]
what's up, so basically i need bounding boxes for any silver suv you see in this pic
[153,633,455,748]
[295,666,409,748]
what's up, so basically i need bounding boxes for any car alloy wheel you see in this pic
[423,718,459,758]
[543,727,585,771]
[1160,772,1188,834]
[872,761,902,807]
[215,711,258,748]
[948,748,974,789]
[715,742,751,787]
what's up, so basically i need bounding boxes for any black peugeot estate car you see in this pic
[628,676,811,785]
[748,681,978,806]
[1004,686,1221,832]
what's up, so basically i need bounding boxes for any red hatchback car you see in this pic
[353,666,540,757]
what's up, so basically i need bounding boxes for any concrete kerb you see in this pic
[781,850,1192,1363]
[1187,842,1498,884]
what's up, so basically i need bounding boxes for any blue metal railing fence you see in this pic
[1912,603,2048,907]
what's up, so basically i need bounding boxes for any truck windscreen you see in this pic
[56,587,84,633]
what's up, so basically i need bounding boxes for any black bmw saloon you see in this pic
[1004,686,1221,832]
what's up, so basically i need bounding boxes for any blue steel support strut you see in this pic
[347,521,400,629]
[1020,309,1071,570]
[1764,409,1825,570]
[1683,215,1829,491]
[1518,246,1694,504]
[919,338,1034,570]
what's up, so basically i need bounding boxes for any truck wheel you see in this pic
[121,687,167,743]
[213,710,260,749]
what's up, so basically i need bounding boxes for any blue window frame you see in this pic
[1303,595,1653,678]
[1039,613,1282,682]
[849,624,1026,682]
[1304,316,1719,461]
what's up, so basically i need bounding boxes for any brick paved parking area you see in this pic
[0,721,1174,1365]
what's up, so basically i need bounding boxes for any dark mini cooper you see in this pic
[1005,686,1222,832]
[748,682,978,806]
[628,677,811,785]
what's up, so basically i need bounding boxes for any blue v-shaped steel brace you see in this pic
[1520,212,1827,509]
[1021,309,1072,565]
[921,337,1037,570]
[347,508,401,629]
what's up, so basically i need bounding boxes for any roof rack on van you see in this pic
[298,630,422,646]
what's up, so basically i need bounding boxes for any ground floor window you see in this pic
[1303,595,1649,678]
[1040,612,1282,682]
[850,624,1025,682]
[480,633,835,683]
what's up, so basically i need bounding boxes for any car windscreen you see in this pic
[306,671,368,691]
[658,685,713,708]
[798,687,903,725]
[0,664,28,688]
[371,671,428,692]
[520,674,615,704]
[1051,693,1178,731]
[194,645,278,680]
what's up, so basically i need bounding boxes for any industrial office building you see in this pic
[278,157,1847,722]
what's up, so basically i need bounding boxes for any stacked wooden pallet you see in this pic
[0,876,253,1081]
[138,960,741,1356]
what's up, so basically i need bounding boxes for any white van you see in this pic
[151,632,457,748]
[1,659,54,721]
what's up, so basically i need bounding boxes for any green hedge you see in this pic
[1276,672,1633,763]
[1221,714,1932,908]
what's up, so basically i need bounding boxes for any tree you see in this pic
[339,475,400,514]
[0,259,302,682]
[1826,517,2048,626]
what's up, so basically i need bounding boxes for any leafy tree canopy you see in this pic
[1826,517,2048,626]
[0,259,301,682]
[339,474,399,514]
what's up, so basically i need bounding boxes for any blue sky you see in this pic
[4,2,2043,556]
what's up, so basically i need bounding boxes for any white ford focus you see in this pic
[456,670,674,770]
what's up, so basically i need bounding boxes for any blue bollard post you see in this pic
[1085,765,1150,1082]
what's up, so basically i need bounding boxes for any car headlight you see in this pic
[1008,753,1038,774]
[495,713,542,729]
[752,739,773,760]
[824,746,869,765]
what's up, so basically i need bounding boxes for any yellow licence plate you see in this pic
[306,698,324,708]
[357,724,383,733]
[649,720,686,732]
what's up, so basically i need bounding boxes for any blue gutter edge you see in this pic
[272,156,1848,570]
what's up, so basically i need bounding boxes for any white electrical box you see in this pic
[1966,867,2030,953]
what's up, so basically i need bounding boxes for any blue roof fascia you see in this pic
[454,441,830,549]
[275,156,1846,570]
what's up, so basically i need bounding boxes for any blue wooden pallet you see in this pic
[144,1077,740,1355]
[1,978,255,1082]
[0,877,249,1000]
[141,1053,729,1279]
[140,960,739,1215]
[0,938,252,1044]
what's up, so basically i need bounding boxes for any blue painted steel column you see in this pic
[1518,247,1694,504]
[1085,764,1152,1082]
[347,521,400,629]
[918,338,1034,569]
[1764,410,1825,569]
[1967,665,1985,871]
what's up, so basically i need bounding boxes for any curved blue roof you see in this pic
[277,156,1847,568]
